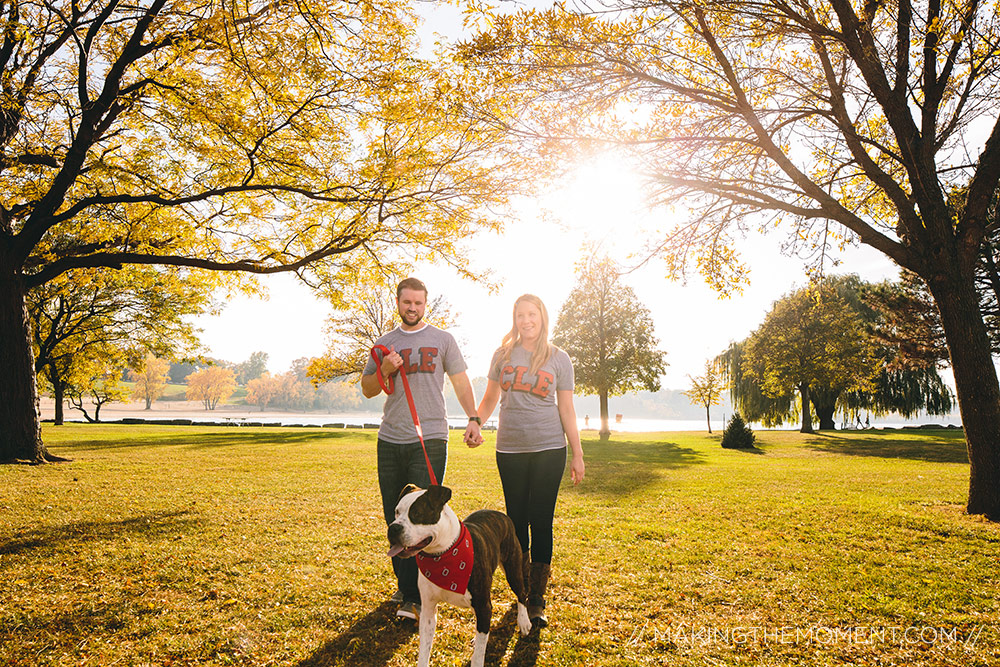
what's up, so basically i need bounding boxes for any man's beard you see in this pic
[401,311,423,326]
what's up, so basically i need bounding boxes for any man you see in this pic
[361,277,482,620]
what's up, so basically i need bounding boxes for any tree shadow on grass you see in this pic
[295,601,416,667]
[50,428,368,453]
[805,430,969,464]
[725,445,765,455]
[183,429,368,451]
[0,510,195,562]
[572,437,707,497]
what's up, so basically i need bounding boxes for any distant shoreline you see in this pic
[37,399,962,433]
[38,392,966,432]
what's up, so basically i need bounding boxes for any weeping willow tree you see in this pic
[842,274,955,420]
[717,341,796,428]
[718,275,954,429]
[824,275,954,425]
[840,367,955,419]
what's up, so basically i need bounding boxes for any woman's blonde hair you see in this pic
[500,294,553,376]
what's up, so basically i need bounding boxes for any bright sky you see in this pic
[191,152,901,390]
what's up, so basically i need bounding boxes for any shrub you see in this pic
[721,412,756,449]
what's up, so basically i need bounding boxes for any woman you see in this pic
[474,294,585,628]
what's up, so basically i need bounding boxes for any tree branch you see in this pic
[23,234,370,288]
[11,0,168,262]
[961,115,1000,247]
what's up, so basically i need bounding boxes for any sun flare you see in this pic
[538,153,658,260]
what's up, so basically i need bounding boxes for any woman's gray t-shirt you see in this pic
[488,345,574,453]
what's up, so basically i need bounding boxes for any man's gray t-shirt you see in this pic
[488,345,574,453]
[363,324,468,443]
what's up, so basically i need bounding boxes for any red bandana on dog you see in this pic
[416,522,474,594]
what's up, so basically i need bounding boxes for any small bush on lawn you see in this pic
[721,412,756,449]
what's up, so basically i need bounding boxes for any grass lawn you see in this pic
[1,425,997,666]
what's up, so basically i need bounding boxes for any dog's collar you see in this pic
[422,521,466,557]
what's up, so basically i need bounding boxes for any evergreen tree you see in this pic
[720,413,756,450]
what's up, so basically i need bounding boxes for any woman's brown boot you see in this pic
[528,562,550,628]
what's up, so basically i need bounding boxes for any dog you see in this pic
[386,484,532,667]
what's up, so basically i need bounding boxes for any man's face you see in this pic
[397,288,427,327]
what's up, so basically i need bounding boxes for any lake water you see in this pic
[58,409,959,432]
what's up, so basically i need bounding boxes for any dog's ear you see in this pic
[398,483,423,502]
[407,484,452,525]
[425,484,452,508]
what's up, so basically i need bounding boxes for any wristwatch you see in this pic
[468,416,482,425]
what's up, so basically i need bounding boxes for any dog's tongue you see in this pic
[386,543,405,557]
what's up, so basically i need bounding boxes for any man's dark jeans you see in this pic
[378,437,448,604]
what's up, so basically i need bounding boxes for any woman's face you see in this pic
[514,301,543,343]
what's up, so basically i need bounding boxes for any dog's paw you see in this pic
[516,602,532,636]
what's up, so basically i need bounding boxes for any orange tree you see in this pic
[461,1,1000,518]
[683,360,726,433]
[185,367,236,411]
[0,0,516,462]
[130,354,172,411]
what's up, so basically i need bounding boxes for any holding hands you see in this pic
[464,418,484,448]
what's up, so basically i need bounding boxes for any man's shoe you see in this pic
[390,589,404,603]
[396,601,421,620]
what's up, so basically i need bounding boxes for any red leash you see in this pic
[370,344,439,486]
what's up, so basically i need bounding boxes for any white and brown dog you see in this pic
[387,484,532,667]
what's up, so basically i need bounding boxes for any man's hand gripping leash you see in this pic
[370,344,438,486]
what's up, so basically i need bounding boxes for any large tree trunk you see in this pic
[811,395,837,430]
[809,386,839,430]
[798,383,813,433]
[814,405,836,430]
[927,272,1000,520]
[599,389,610,441]
[0,262,55,463]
